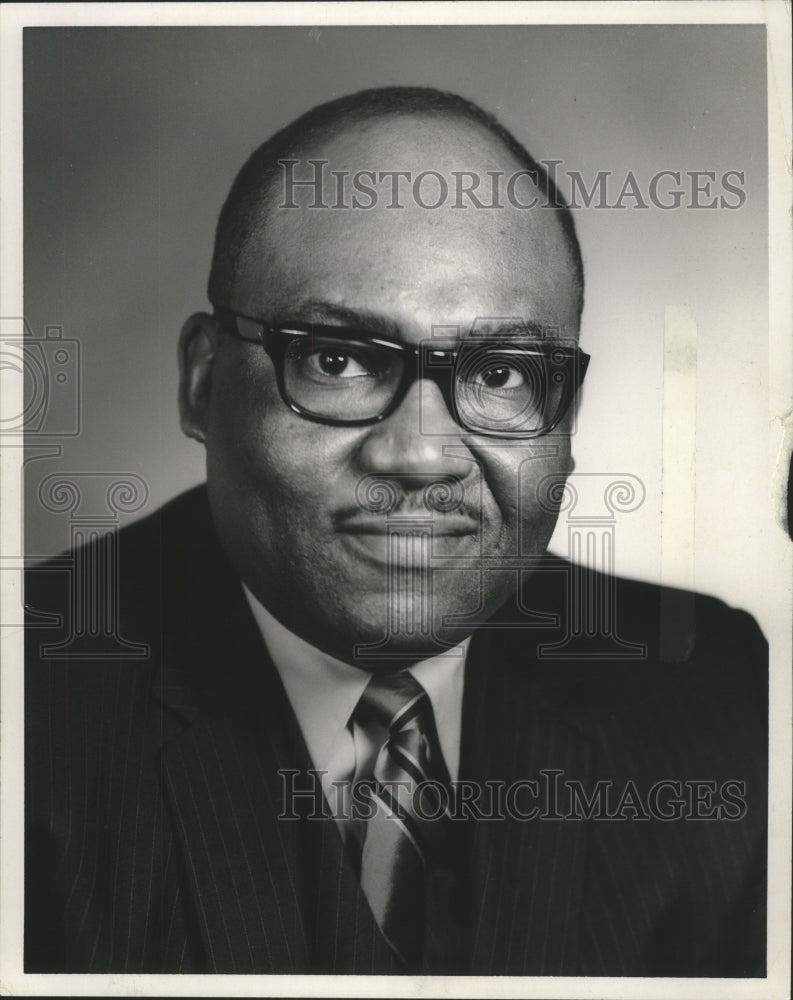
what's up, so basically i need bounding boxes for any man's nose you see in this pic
[355,379,472,482]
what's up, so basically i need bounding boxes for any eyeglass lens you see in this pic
[284,337,404,421]
[282,334,575,433]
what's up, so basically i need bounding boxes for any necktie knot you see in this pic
[355,670,430,735]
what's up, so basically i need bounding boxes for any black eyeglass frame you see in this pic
[215,308,590,439]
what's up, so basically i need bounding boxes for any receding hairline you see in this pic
[245,109,574,249]
[208,86,585,315]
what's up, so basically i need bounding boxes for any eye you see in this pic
[472,362,526,391]
[306,349,371,378]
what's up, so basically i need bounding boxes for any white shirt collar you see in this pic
[242,584,468,780]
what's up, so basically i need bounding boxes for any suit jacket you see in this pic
[25,486,768,975]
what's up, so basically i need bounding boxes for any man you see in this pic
[25,87,767,976]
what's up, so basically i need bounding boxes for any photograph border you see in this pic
[1,3,790,998]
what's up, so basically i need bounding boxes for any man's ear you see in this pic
[178,312,220,443]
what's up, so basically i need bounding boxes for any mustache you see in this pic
[343,474,477,519]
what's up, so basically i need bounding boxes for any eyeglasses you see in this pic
[215,309,590,439]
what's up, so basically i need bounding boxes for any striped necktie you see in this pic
[353,671,451,968]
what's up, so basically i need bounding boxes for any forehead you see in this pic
[232,115,580,338]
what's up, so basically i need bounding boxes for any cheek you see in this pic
[477,442,572,515]
[204,359,287,532]
[206,356,355,532]
[207,353,298,489]
[209,415,324,530]
[519,442,574,514]
[477,443,572,555]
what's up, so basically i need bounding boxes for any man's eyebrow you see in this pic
[470,319,545,340]
[283,300,402,338]
[280,301,547,342]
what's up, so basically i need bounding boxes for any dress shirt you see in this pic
[242,585,468,839]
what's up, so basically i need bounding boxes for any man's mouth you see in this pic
[334,512,481,567]
[337,514,479,537]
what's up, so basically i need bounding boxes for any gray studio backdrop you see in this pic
[23,25,770,635]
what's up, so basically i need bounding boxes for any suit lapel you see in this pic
[157,647,398,974]
[153,577,316,972]
[460,624,592,975]
[158,703,310,972]
[151,501,392,973]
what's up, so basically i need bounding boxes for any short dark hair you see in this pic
[208,85,584,316]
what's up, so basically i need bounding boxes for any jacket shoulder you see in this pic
[494,557,769,752]
[25,484,215,618]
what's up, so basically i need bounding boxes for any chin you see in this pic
[316,592,482,669]
[343,630,473,673]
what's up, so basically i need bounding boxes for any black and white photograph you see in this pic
[1,2,791,996]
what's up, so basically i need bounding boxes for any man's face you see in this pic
[182,115,581,666]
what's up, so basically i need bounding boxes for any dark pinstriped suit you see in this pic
[25,487,767,975]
